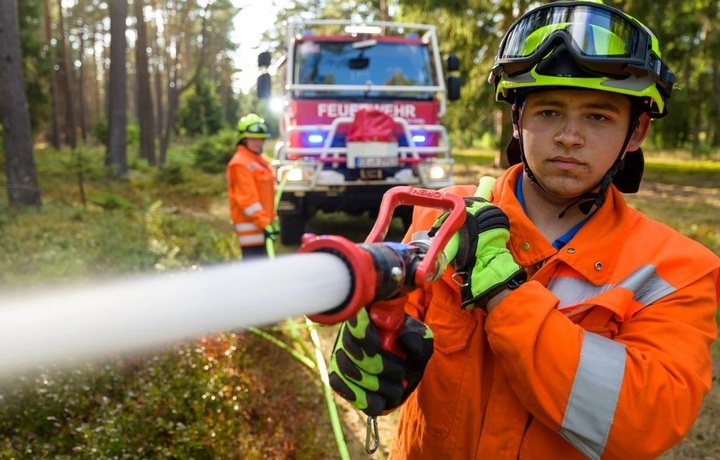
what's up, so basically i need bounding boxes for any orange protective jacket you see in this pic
[390,164,720,460]
[227,145,275,247]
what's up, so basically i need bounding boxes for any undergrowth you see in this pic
[0,145,339,458]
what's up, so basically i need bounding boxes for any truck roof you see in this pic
[294,35,425,45]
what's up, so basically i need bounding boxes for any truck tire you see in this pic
[279,213,306,246]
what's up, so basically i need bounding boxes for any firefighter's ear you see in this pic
[627,113,651,152]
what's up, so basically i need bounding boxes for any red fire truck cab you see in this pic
[258,19,461,245]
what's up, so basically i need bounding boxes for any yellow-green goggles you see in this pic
[490,1,674,98]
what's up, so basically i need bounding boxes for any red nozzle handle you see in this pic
[364,186,465,360]
[365,186,466,289]
[367,297,407,357]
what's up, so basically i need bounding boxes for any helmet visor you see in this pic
[491,2,673,96]
[244,122,270,138]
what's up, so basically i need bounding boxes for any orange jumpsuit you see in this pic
[227,144,275,248]
[391,164,720,460]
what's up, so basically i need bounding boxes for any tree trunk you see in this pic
[0,0,41,206]
[495,108,513,169]
[106,0,128,177]
[156,0,211,166]
[56,0,77,148]
[713,58,720,147]
[44,0,60,148]
[134,0,156,165]
[76,2,88,144]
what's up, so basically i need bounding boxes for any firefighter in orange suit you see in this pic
[328,2,720,459]
[227,113,278,260]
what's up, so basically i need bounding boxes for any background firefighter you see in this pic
[227,113,279,260]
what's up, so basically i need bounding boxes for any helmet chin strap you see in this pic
[512,104,640,219]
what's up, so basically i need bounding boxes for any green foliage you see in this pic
[91,192,136,211]
[126,122,140,148]
[90,118,140,148]
[178,73,225,136]
[192,129,237,174]
[0,332,329,458]
[154,161,186,185]
[0,146,238,285]
[144,200,238,270]
[93,117,109,146]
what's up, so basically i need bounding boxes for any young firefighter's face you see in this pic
[515,88,648,200]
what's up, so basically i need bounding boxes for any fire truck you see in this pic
[257,19,461,245]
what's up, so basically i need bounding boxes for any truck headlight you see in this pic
[428,164,448,180]
[277,164,316,184]
[417,161,453,186]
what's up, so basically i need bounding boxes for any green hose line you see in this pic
[256,183,350,459]
[306,318,351,460]
[266,236,275,258]
[274,159,302,212]
[285,318,315,362]
[247,326,316,369]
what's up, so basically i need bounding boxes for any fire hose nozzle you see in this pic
[299,186,466,325]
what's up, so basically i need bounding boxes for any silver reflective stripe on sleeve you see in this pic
[243,202,263,216]
[235,222,260,232]
[238,234,265,245]
[560,332,626,460]
[550,264,675,310]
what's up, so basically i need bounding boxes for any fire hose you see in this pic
[0,181,493,379]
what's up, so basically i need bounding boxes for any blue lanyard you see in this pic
[515,174,587,250]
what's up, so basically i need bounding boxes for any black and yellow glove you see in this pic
[433,197,526,310]
[328,299,434,417]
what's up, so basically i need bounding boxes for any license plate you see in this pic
[356,157,398,168]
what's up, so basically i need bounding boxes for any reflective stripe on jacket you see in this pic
[390,164,720,460]
[227,145,275,247]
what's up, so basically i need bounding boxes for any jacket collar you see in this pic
[494,165,627,285]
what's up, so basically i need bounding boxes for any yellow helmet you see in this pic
[237,113,270,141]
[488,0,675,118]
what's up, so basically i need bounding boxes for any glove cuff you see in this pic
[461,268,527,311]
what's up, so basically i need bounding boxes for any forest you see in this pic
[0,0,719,459]
[2,0,720,207]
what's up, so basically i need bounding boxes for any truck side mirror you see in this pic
[257,73,272,99]
[446,54,460,72]
[447,76,461,101]
[258,51,272,68]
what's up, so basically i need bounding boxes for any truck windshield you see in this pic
[293,40,436,100]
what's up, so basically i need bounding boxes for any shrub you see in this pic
[192,130,237,174]
[155,161,186,185]
[91,193,136,211]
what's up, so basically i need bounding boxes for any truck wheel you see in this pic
[279,213,306,246]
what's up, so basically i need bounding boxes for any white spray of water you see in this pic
[0,253,352,378]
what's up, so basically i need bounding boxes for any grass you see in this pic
[0,145,718,458]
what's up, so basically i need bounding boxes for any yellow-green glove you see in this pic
[328,299,434,417]
[433,197,526,310]
[263,224,279,242]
